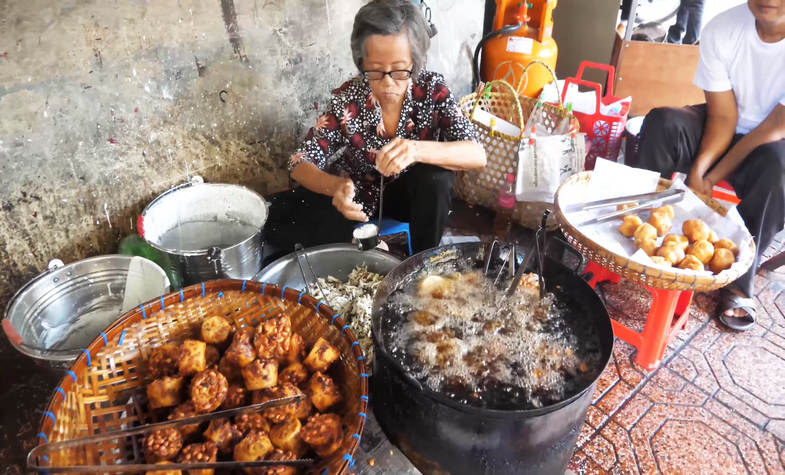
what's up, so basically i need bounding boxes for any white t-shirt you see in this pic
[693,4,785,134]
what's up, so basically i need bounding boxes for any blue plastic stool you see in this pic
[379,218,412,255]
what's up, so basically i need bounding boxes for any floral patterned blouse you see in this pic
[289,70,478,217]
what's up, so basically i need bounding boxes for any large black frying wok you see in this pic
[370,241,614,475]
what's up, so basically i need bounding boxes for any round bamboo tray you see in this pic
[33,279,368,474]
[554,172,755,291]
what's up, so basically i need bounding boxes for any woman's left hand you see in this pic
[376,138,418,177]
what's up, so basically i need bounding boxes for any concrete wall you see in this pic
[0,0,483,312]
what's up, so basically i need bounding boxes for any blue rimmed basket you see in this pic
[32,279,368,474]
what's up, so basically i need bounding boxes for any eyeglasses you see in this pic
[362,69,413,81]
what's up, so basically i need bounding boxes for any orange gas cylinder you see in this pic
[479,0,558,98]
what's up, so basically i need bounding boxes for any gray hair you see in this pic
[350,0,431,78]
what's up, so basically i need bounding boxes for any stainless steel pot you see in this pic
[138,176,268,286]
[2,255,170,368]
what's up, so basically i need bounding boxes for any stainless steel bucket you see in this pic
[2,255,170,368]
[138,177,269,286]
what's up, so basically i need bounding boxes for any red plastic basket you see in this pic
[562,62,629,170]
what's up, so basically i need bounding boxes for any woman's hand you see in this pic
[687,168,714,196]
[376,138,417,177]
[332,179,368,222]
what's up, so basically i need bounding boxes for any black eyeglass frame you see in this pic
[362,69,413,81]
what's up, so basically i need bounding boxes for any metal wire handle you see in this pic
[294,243,331,308]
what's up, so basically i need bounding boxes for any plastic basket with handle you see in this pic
[562,62,629,170]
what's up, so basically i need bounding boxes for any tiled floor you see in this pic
[445,202,785,474]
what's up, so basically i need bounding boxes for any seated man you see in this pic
[637,0,785,331]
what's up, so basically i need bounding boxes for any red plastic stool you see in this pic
[584,260,693,370]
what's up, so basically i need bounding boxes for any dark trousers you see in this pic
[263,164,454,261]
[666,0,704,45]
[637,104,785,297]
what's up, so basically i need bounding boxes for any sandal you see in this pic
[717,289,756,331]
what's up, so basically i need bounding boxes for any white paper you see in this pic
[471,107,522,137]
[560,161,755,278]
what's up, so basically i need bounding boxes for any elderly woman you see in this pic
[264,0,486,259]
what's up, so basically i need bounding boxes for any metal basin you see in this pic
[2,255,169,368]
[254,244,401,290]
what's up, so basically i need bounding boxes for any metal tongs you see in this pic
[569,188,685,226]
[505,210,550,297]
[28,395,312,473]
[294,243,332,308]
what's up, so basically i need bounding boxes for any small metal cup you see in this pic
[353,224,380,251]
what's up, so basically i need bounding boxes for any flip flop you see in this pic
[717,289,756,331]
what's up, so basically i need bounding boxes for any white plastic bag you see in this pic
[516,133,586,203]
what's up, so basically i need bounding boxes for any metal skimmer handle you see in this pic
[294,243,331,308]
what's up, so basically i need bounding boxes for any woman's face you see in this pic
[361,31,413,107]
[748,0,785,25]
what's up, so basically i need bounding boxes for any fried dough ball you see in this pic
[222,384,247,409]
[233,430,274,463]
[262,449,298,475]
[678,254,704,271]
[144,428,183,463]
[618,215,643,238]
[418,275,453,299]
[293,393,313,421]
[201,316,233,345]
[203,418,243,455]
[638,238,658,257]
[254,316,292,361]
[204,345,220,368]
[648,210,672,236]
[301,413,343,457]
[650,256,672,267]
[653,204,675,220]
[191,369,228,413]
[662,234,689,251]
[147,376,184,409]
[285,334,305,364]
[633,223,657,245]
[148,343,181,378]
[279,362,309,388]
[303,337,340,373]
[218,355,244,382]
[656,243,686,265]
[178,339,207,376]
[708,230,719,243]
[168,401,200,437]
[145,461,182,475]
[233,413,270,436]
[242,359,278,391]
[686,240,715,265]
[307,372,342,412]
[710,248,735,274]
[178,442,217,475]
[254,383,301,424]
[617,202,638,212]
[225,327,256,368]
[682,219,711,243]
[269,416,303,454]
[714,238,739,257]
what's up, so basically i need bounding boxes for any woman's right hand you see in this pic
[332,179,368,222]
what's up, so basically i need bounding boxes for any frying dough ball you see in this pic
[242,359,279,391]
[301,413,343,457]
[638,238,658,257]
[633,223,657,245]
[656,243,686,265]
[222,384,247,409]
[269,416,303,454]
[662,234,689,251]
[715,238,739,257]
[285,334,305,364]
[225,327,256,368]
[263,449,298,475]
[145,461,182,475]
[618,215,643,238]
[678,254,704,271]
[201,316,233,345]
[169,401,200,437]
[648,210,672,236]
[178,339,207,376]
[307,372,342,412]
[144,428,183,463]
[147,376,184,409]
[233,413,270,436]
[178,442,217,475]
[418,275,454,299]
[233,430,274,463]
[686,240,715,265]
[650,256,672,267]
[682,219,711,243]
[653,204,675,220]
[303,337,340,373]
[708,230,719,243]
[254,382,301,424]
[254,316,292,361]
[279,362,309,388]
[148,343,181,378]
[204,345,220,368]
[203,418,243,455]
[191,369,229,413]
[710,248,735,274]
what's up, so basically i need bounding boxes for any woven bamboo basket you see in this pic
[554,172,756,291]
[33,279,368,474]
[457,61,577,230]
